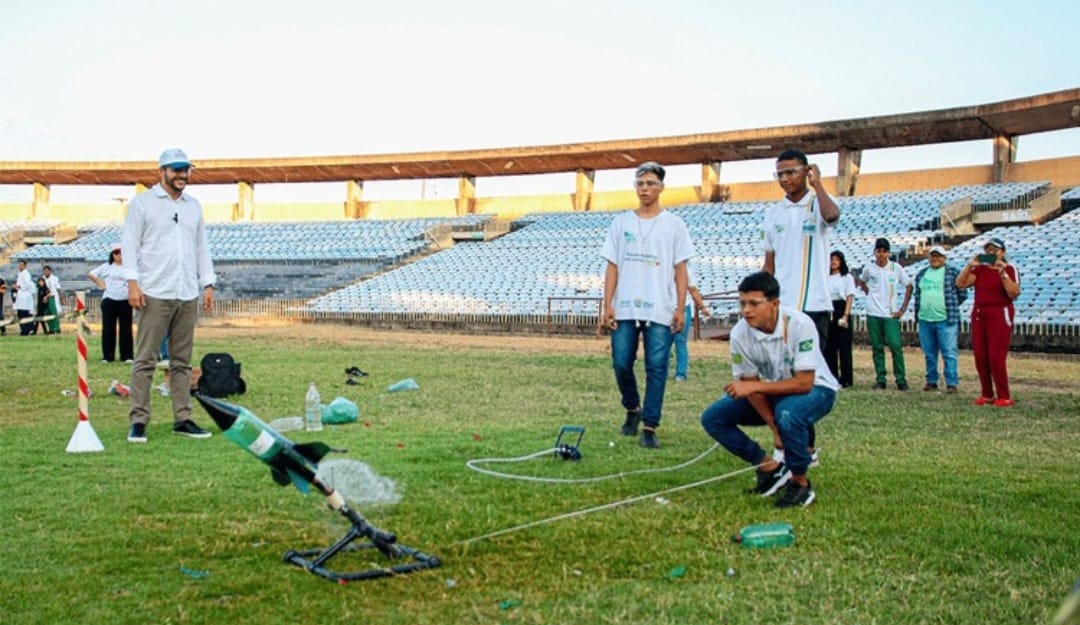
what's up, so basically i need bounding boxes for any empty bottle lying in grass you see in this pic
[731,522,795,548]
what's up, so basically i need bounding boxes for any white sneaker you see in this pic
[809,449,821,468]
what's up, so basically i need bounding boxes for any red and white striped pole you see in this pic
[66,290,103,453]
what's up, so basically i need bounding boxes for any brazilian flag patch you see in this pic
[732,353,744,364]
[798,339,814,352]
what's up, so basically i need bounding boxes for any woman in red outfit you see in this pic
[955,236,1021,407]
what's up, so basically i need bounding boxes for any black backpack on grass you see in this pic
[197,352,246,397]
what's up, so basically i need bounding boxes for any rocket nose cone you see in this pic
[192,392,240,431]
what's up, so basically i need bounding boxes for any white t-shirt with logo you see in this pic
[761,191,835,313]
[729,306,840,391]
[859,261,912,318]
[601,210,696,326]
[827,273,856,302]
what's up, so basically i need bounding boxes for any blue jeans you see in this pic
[611,320,673,429]
[917,320,959,387]
[700,385,836,476]
[671,304,692,378]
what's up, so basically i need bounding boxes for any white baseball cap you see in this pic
[158,148,192,169]
[928,245,948,257]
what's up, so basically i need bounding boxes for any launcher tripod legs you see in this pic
[283,502,441,582]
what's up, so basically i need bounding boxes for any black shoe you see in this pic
[923,383,939,392]
[345,376,359,385]
[345,366,368,377]
[873,382,887,390]
[640,429,660,449]
[749,463,791,497]
[172,420,212,439]
[620,408,641,436]
[775,479,816,508]
[897,382,910,391]
[127,423,147,443]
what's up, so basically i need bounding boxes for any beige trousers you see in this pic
[128,296,199,425]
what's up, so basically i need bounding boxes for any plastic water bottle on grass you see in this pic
[732,522,795,548]
[305,383,322,432]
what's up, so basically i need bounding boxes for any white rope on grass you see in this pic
[449,461,760,548]
[466,443,722,485]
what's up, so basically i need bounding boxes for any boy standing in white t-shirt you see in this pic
[601,162,695,449]
[857,238,913,390]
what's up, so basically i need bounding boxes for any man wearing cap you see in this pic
[857,238,912,390]
[913,246,966,393]
[955,236,1020,407]
[121,148,217,443]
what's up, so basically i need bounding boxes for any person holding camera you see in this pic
[955,236,1020,407]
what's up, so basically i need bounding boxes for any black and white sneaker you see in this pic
[775,479,816,508]
[172,420,212,439]
[127,423,147,443]
[749,463,791,497]
[620,408,641,436]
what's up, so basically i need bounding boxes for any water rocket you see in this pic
[194,393,441,582]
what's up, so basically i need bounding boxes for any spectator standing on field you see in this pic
[762,149,839,458]
[913,246,966,393]
[857,238,912,390]
[88,247,134,363]
[13,260,35,336]
[121,148,217,443]
[34,277,51,335]
[955,236,1020,407]
[824,251,856,387]
[42,265,62,334]
[671,269,710,382]
[602,161,695,449]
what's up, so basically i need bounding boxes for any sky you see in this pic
[1,0,1078,203]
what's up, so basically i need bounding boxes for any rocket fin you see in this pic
[270,467,292,487]
[286,469,312,494]
[294,442,332,464]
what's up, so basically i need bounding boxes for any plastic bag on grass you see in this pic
[321,396,359,424]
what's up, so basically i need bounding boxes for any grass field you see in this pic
[1,322,1077,625]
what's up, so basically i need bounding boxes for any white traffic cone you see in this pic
[66,418,104,453]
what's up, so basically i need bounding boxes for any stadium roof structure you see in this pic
[1,88,1078,186]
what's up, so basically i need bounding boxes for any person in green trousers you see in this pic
[856,238,912,390]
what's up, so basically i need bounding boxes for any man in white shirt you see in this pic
[601,162,695,449]
[121,148,217,443]
[42,265,62,334]
[14,260,36,336]
[761,149,839,458]
[761,149,840,344]
[700,271,839,508]
[857,238,913,390]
